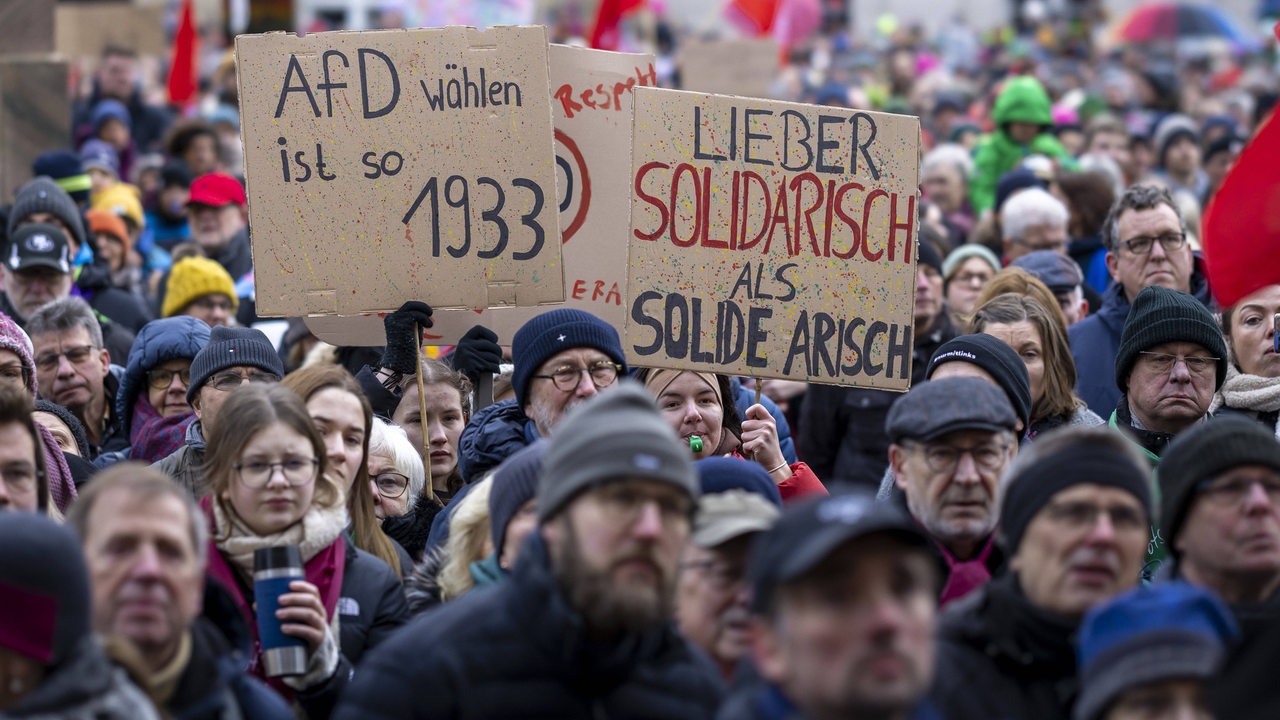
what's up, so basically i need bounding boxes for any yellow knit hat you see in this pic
[90,182,145,230]
[162,257,238,318]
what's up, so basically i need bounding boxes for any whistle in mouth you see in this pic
[689,436,704,453]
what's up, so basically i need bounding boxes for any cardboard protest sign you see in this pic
[56,3,166,58]
[304,43,655,346]
[625,87,920,390]
[237,25,563,335]
[677,37,779,98]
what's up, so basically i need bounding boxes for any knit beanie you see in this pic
[34,399,91,460]
[917,239,943,275]
[6,177,86,251]
[695,456,783,507]
[488,440,546,557]
[1074,582,1237,720]
[78,139,120,179]
[1158,414,1280,560]
[927,333,1033,433]
[511,308,626,408]
[85,208,131,254]
[0,312,37,397]
[162,256,238,319]
[1000,442,1152,553]
[32,151,92,204]
[539,380,697,522]
[187,326,284,402]
[1153,113,1199,167]
[90,183,145,230]
[90,99,130,132]
[1115,286,1227,393]
[942,243,1001,282]
[0,512,91,667]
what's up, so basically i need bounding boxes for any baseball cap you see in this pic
[886,376,1019,443]
[749,490,928,613]
[6,224,72,274]
[693,489,780,548]
[187,172,246,208]
[1011,249,1084,293]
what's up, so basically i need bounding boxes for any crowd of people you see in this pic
[2,3,1280,719]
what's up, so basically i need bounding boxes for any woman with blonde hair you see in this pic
[404,475,495,613]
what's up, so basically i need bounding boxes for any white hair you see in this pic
[369,417,427,507]
[1001,187,1069,241]
[922,143,974,178]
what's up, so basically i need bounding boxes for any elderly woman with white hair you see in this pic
[922,143,976,245]
[368,417,441,561]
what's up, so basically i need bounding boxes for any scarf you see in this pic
[1212,363,1280,435]
[937,536,995,608]
[203,498,348,694]
[129,395,195,463]
[36,421,76,513]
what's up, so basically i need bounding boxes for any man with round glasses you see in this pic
[886,377,1020,606]
[1156,415,1280,719]
[154,326,284,497]
[458,308,628,482]
[1070,183,1214,416]
[28,297,128,457]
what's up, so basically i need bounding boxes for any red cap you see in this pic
[187,172,246,208]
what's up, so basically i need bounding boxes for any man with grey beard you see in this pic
[456,307,628,481]
[335,383,724,719]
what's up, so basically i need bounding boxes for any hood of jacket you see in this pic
[456,397,538,482]
[993,76,1053,127]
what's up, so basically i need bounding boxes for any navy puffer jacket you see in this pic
[116,316,210,436]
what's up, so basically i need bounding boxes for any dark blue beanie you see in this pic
[1075,582,1237,720]
[695,456,782,507]
[927,333,1032,434]
[511,308,626,408]
[488,440,546,557]
[32,152,91,205]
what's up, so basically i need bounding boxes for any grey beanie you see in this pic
[539,380,698,522]
[1115,286,1227,393]
[187,326,285,402]
[7,177,87,251]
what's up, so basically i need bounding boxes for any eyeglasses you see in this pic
[234,457,319,488]
[1041,500,1147,533]
[0,363,31,387]
[147,367,191,389]
[206,370,281,392]
[1137,351,1219,375]
[905,440,1010,474]
[532,361,622,392]
[952,272,992,285]
[189,296,234,313]
[372,471,410,498]
[34,345,97,373]
[1118,233,1187,255]
[593,483,693,526]
[1195,476,1280,507]
[681,558,746,592]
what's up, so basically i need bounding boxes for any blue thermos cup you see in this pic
[253,545,308,677]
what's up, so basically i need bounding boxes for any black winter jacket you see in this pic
[333,534,725,720]
[929,574,1081,720]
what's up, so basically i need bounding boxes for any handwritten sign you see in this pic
[237,25,563,328]
[303,44,655,345]
[624,88,920,390]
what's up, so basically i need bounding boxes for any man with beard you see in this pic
[1156,415,1280,720]
[929,426,1152,720]
[334,382,725,719]
[887,377,1020,606]
[717,490,944,720]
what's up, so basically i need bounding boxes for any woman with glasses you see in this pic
[635,368,826,504]
[368,417,438,561]
[103,315,209,464]
[282,365,407,577]
[201,383,407,715]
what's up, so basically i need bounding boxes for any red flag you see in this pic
[1201,107,1280,309]
[590,0,645,51]
[725,0,780,34]
[167,0,199,107]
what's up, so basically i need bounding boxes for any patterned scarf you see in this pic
[129,395,194,463]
